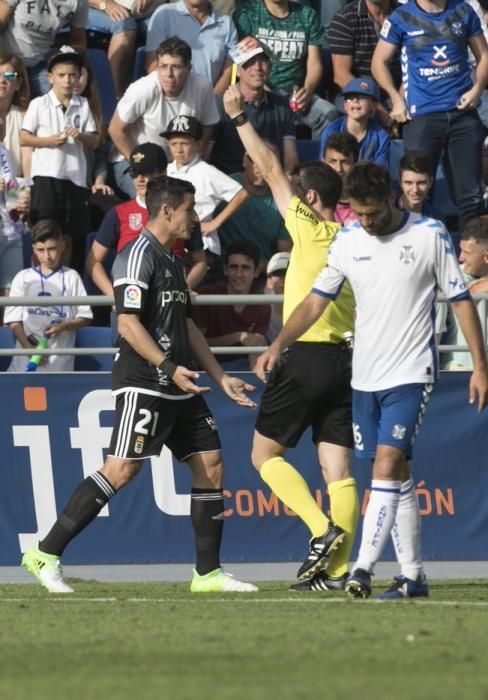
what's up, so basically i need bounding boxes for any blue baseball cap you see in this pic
[342,76,380,100]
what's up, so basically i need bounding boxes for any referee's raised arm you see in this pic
[223,86,294,219]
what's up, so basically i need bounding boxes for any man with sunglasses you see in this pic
[0,0,87,96]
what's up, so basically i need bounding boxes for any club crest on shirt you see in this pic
[129,213,143,231]
[124,284,142,308]
[451,21,463,37]
[400,245,415,264]
[134,435,145,454]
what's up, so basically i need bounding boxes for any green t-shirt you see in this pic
[234,0,324,92]
[217,172,290,260]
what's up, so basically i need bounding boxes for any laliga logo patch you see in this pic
[134,435,145,454]
[124,285,142,309]
[129,212,143,231]
[380,19,391,38]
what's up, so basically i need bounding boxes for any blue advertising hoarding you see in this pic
[0,372,487,565]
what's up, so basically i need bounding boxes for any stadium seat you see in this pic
[74,326,114,371]
[86,48,117,125]
[133,46,147,81]
[296,139,320,162]
[0,326,15,371]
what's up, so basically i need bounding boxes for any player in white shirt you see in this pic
[4,219,93,372]
[256,162,488,600]
[108,37,219,199]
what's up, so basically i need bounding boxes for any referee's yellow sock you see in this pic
[260,457,329,537]
[326,477,360,577]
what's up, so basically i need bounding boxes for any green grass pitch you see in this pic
[1,579,488,700]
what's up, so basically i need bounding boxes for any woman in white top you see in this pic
[0,53,32,318]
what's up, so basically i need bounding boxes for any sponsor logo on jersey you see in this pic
[380,19,391,38]
[124,285,142,308]
[128,213,143,231]
[161,290,187,307]
[431,45,449,67]
[134,435,145,454]
[353,256,372,262]
[296,203,319,224]
[400,245,416,264]
[407,29,424,36]
[392,424,407,440]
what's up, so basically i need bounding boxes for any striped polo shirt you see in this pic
[328,0,402,91]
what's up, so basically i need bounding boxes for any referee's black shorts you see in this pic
[255,341,353,449]
[108,390,221,462]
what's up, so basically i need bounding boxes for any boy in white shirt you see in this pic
[164,115,249,265]
[4,219,93,372]
[20,46,98,273]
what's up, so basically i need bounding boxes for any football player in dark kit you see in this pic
[22,176,258,594]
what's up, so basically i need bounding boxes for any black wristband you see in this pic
[231,111,249,127]
[157,358,177,378]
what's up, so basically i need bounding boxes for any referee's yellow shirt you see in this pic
[284,196,355,344]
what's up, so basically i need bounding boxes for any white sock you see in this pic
[354,479,401,574]
[391,478,424,581]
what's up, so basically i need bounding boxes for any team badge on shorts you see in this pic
[392,424,407,440]
[134,435,145,454]
[124,285,142,309]
[129,213,143,231]
[206,416,218,431]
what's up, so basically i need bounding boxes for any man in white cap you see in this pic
[265,251,290,343]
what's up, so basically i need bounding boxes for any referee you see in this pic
[223,86,360,591]
[22,176,258,595]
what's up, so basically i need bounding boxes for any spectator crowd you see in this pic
[1,0,488,371]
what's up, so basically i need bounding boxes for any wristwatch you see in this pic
[99,1,107,11]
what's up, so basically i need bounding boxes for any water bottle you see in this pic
[26,336,48,372]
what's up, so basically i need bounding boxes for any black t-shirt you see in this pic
[111,228,194,396]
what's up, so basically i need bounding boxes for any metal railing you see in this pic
[0,293,486,358]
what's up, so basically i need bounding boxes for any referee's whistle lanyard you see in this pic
[32,266,67,324]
